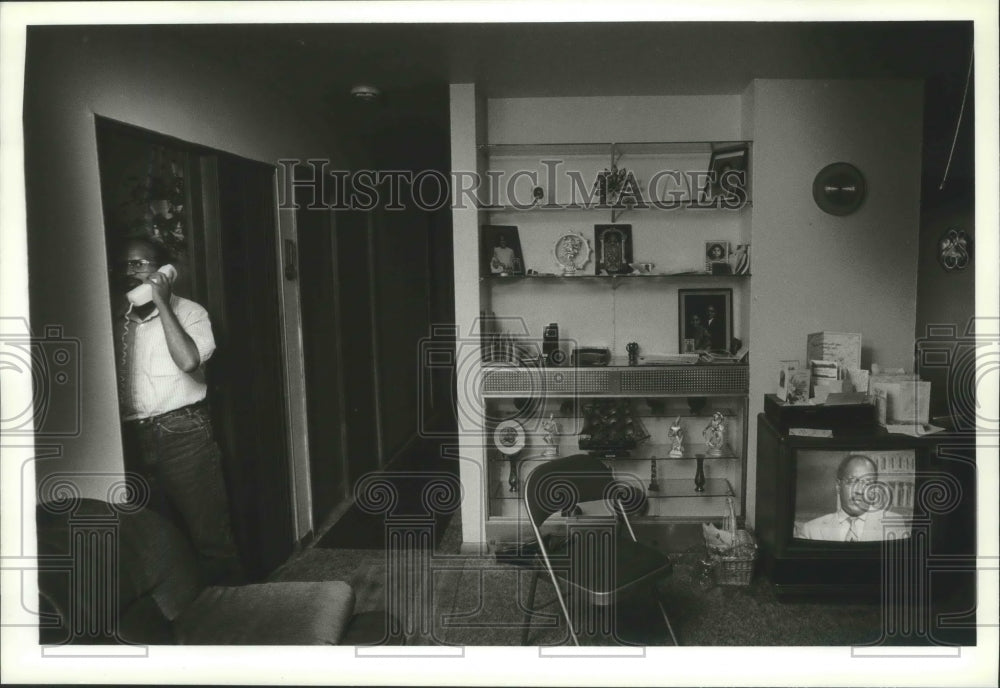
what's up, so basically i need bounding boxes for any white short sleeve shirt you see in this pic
[118,295,216,420]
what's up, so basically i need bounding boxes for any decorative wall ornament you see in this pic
[595,164,641,206]
[594,224,633,275]
[938,228,972,271]
[553,232,591,275]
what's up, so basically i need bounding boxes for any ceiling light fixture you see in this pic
[350,84,381,101]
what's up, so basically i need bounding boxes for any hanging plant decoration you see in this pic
[595,164,642,206]
[117,144,188,261]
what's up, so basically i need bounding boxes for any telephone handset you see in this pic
[126,264,177,306]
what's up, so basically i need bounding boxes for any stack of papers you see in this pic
[884,423,945,437]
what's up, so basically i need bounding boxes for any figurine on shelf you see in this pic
[703,411,726,457]
[541,413,561,458]
[648,457,659,492]
[668,416,685,457]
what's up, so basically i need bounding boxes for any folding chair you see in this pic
[520,454,679,646]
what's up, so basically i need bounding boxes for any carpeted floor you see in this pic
[314,444,460,550]
[272,509,958,647]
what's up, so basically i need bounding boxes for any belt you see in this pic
[125,401,207,427]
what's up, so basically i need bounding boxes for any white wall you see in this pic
[745,79,924,525]
[22,27,348,538]
[488,96,742,143]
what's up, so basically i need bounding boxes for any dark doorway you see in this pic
[95,119,294,580]
[213,153,294,578]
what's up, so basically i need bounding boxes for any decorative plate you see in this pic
[493,419,526,455]
[553,232,592,275]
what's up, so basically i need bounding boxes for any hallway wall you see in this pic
[22,26,348,538]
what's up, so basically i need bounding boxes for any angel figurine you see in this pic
[667,416,684,457]
[703,411,726,457]
[541,413,561,458]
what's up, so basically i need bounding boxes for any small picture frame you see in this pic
[480,225,525,276]
[704,144,748,203]
[678,288,733,353]
[594,224,633,275]
[705,240,730,272]
[777,360,800,402]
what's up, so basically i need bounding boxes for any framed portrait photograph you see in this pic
[480,225,525,276]
[705,240,730,272]
[678,288,733,354]
[704,144,748,203]
[594,224,633,275]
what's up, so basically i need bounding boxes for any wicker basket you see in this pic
[708,529,757,586]
[703,496,757,586]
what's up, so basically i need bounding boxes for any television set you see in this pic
[755,413,976,643]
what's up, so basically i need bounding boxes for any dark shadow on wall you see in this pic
[914,29,975,422]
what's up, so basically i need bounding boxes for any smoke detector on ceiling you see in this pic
[350,84,381,101]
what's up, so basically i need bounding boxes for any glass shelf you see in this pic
[478,199,751,212]
[491,477,733,501]
[492,443,738,462]
[479,140,750,158]
[585,442,740,461]
[640,477,734,499]
[480,272,751,284]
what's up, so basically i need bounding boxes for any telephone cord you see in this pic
[119,303,134,397]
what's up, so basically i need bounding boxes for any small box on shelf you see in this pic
[806,331,862,371]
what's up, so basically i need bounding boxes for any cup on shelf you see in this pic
[629,262,654,274]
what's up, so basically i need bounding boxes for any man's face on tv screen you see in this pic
[838,456,878,517]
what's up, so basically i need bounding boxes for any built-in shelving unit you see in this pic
[470,136,753,546]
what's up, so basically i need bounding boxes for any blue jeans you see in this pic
[123,405,244,584]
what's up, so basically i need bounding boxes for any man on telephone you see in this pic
[113,237,243,583]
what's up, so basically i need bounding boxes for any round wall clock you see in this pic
[493,419,526,455]
[812,162,867,216]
